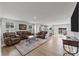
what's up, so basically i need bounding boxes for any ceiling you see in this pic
[0,2,77,25]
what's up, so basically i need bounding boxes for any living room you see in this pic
[0,2,79,56]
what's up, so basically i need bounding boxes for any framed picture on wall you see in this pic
[28,25,32,32]
[29,25,32,28]
[6,22,14,32]
[10,23,14,28]
[6,22,14,28]
[6,22,10,28]
[19,24,27,30]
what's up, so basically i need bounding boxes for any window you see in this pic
[59,28,67,35]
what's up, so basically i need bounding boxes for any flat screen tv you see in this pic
[71,2,79,32]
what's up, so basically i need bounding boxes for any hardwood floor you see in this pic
[1,35,66,56]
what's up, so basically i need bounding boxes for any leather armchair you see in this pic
[36,31,47,39]
[3,32,20,46]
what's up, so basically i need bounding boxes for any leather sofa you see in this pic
[16,31,33,40]
[36,31,47,39]
[3,32,20,46]
[3,31,47,46]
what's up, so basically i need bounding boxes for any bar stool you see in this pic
[63,39,79,56]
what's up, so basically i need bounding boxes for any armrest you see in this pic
[4,37,11,40]
[4,37,11,43]
[15,35,20,38]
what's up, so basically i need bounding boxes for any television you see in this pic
[71,2,79,32]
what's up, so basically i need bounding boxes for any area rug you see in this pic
[15,38,49,56]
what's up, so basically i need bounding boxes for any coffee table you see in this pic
[26,35,38,44]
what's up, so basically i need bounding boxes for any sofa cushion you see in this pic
[16,31,33,40]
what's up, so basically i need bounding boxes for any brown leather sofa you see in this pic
[3,32,20,46]
[16,31,33,40]
[36,31,47,39]
[3,31,47,46]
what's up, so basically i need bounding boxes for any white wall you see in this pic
[73,32,79,39]
[36,24,40,33]
[34,23,48,34]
